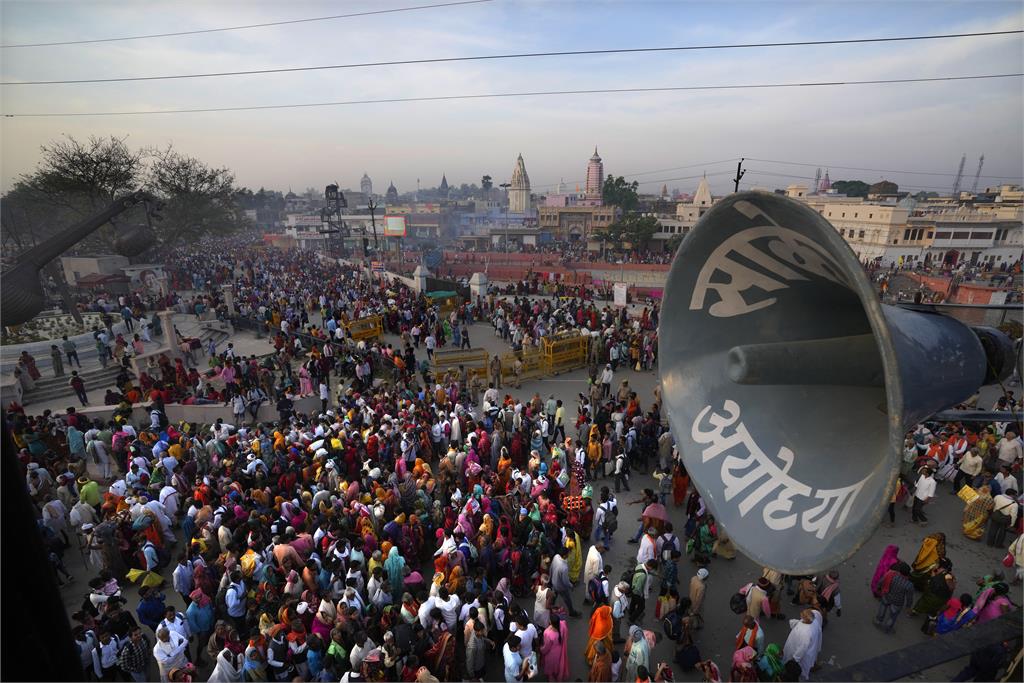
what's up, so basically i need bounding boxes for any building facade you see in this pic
[360,173,373,197]
[538,205,617,241]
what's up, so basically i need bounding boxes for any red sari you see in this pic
[672,464,690,507]
[425,631,455,680]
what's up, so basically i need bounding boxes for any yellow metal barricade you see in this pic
[500,347,545,384]
[543,333,588,375]
[431,348,489,382]
[345,315,383,342]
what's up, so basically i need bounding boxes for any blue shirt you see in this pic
[186,601,215,635]
[142,543,160,571]
[136,595,166,630]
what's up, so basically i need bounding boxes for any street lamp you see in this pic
[499,181,512,255]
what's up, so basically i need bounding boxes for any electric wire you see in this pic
[3,29,1019,85]
[4,73,1019,118]
[0,0,493,49]
[745,156,1023,181]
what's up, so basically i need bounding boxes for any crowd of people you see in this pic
[7,237,1023,683]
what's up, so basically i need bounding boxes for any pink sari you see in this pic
[870,544,900,597]
[540,621,569,681]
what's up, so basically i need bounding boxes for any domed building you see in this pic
[385,181,399,204]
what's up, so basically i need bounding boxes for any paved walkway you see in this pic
[50,313,1014,680]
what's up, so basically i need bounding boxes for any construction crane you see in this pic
[951,153,966,197]
[970,154,985,194]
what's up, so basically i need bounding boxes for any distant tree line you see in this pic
[1,135,253,261]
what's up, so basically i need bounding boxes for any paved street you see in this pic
[54,315,1014,681]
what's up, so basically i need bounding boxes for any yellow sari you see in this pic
[566,533,583,583]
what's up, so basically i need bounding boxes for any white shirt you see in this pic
[510,622,538,657]
[914,474,936,501]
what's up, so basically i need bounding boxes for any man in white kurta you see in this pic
[783,609,822,681]
[583,541,605,590]
[152,627,188,682]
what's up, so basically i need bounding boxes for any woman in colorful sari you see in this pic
[910,533,946,591]
[566,534,583,584]
[870,545,900,598]
[934,595,976,634]
[624,625,650,682]
[446,565,466,595]
[384,547,406,596]
[730,646,759,682]
[585,602,613,665]
[757,643,784,681]
[425,630,455,680]
[540,613,570,681]
[961,485,994,540]
[672,461,690,507]
[912,558,956,617]
[973,582,1013,625]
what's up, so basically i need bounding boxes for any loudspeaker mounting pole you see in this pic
[733,158,746,193]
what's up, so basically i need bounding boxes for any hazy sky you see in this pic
[2,0,1022,197]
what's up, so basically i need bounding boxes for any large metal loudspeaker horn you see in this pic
[659,192,1014,574]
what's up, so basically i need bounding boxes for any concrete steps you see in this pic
[24,364,128,404]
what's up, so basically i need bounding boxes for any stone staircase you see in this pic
[24,363,127,404]
[18,320,233,406]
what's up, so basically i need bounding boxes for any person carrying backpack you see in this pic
[587,564,610,606]
[659,524,681,564]
[594,488,618,547]
[629,559,656,622]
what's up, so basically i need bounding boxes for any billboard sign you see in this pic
[383,215,408,237]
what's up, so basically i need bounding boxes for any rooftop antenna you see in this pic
[951,153,966,197]
[970,154,985,194]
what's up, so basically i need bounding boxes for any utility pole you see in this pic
[367,197,379,250]
[499,182,512,255]
[951,153,966,197]
[733,158,746,193]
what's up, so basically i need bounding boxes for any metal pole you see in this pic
[368,198,379,250]
[733,158,746,193]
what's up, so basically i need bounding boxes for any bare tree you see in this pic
[145,146,251,244]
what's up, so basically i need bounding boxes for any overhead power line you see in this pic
[0,0,493,49]
[3,29,1019,86]
[743,168,966,193]
[745,156,1022,180]
[4,73,1019,118]
[532,159,739,190]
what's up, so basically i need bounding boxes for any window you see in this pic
[927,231,933,239]
[934,232,951,239]
[828,212,832,217]
[838,228,844,236]
[854,212,858,218]
[893,239,898,245]
[970,232,991,240]
[869,213,873,219]
[842,212,846,218]
[952,232,970,240]
[858,230,865,239]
